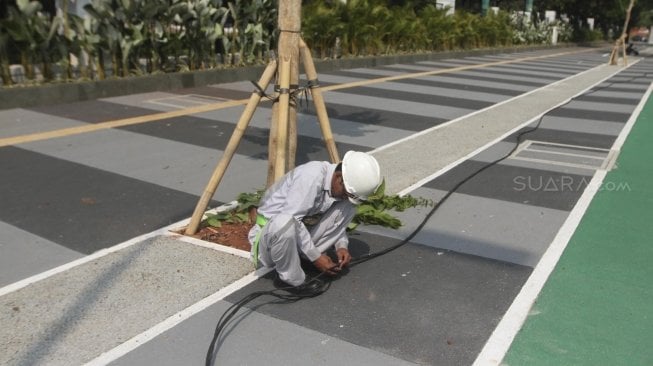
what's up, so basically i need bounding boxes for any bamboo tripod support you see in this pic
[609,35,628,66]
[185,39,341,235]
[609,0,636,66]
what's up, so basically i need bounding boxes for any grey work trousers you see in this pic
[251,201,355,286]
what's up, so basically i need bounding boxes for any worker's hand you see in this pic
[336,248,351,268]
[313,254,340,276]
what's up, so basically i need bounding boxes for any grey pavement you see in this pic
[1,46,651,365]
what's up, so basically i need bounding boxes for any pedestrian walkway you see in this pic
[502,91,653,365]
[0,47,651,366]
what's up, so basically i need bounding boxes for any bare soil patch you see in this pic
[180,222,252,252]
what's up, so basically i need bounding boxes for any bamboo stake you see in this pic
[287,103,297,171]
[274,58,292,180]
[267,104,279,186]
[609,0,636,66]
[267,0,301,186]
[299,38,340,163]
[185,60,278,235]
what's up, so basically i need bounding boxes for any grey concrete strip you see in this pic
[435,70,547,86]
[225,234,532,366]
[318,73,509,103]
[455,67,562,81]
[110,299,419,366]
[383,63,448,71]
[193,104,415,147]
[537,116,624,136]
[28,100,157,124]
[323,91,474,120]
[0,236,252,366]
[371,63,623,195]
[489,63,577,75]
[481,65,573,78]
[576,94,641,105]
[101,93,415,150]
[547,107,630,122]
[17,128,269,204]
[0,109,86,139]
[0,222,84,287]
[418,74,535,92]
[357,188,569,267]
[101,91,193,112]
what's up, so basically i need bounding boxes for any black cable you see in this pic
[206,61,650,365]
[205,274,331,366]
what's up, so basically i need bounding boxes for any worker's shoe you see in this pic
[273,275,326,296]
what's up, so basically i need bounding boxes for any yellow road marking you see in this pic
[0,99,246,147]
[0,48,595,148]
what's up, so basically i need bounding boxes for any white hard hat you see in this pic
[341,151,381,205]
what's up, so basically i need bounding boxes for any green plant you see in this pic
[201,189,264,228]
[348,179,432,231]
[201,183,432,232]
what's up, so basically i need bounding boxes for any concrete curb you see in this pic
[0,44,584,111]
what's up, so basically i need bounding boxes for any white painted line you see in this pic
[510,156,605,170]
[472,65,652,366]
[472,169,608,366]
[83,270,266,366]
[528,140,611,152]
[171,233,251,259]
[523,148,607,160]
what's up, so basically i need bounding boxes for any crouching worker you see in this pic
[248,151,382,294]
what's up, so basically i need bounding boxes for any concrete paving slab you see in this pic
[332,84,493,110]
[318,73,509,103]
[425,160,589,211]
[16,127,268,204]
[564,99,639,113]
[191,104,415,147]
[224,232,532,366]
[28,100,157,124]
[0,235,252,366]
[0,222,84,287]
[357,187,569,267]
[0,109,86,139]
[536,116,625,136]
[418,74,536,92]
[324,91,474,120]
[547,107,630,122]
[431,70,546,86]
[0,147,205,253]
[371,63,623,194]
[110,299,419,366]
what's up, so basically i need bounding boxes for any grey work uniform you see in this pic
[248,161,356,286]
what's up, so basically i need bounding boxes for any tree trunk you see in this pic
[267,0,301,186]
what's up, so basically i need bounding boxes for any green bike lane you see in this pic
[502,90,653,365]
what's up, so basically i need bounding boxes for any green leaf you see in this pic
[206,217,222,227]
